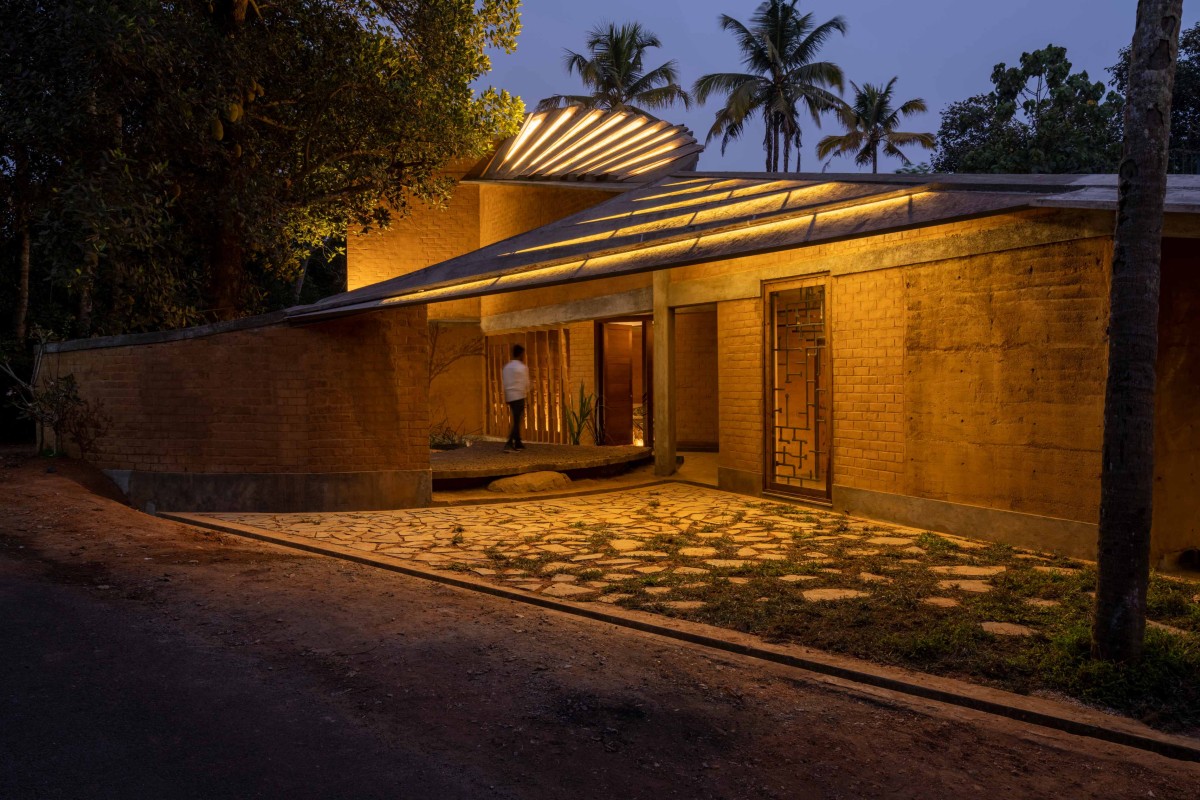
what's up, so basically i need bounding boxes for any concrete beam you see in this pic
[480,288,652,334]
[653,271,676,476]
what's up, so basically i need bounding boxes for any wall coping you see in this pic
[41,310,289,354]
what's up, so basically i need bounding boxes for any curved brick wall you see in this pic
[38,307,430,512]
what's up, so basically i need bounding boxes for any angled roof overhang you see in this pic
[474,107,702,183]
[290,173,1200,324]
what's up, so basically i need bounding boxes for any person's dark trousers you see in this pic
[506,399,525,449]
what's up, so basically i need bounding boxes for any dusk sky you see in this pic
[484,0,1200,173]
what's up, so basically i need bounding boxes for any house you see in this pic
[39,109,1200,564]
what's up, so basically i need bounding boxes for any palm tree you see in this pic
[536,22,691,115]
[815,78,935,173]
[693,0,846,172]
[1092,0,1183,663]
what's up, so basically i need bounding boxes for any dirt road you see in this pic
[1,452,1195,799]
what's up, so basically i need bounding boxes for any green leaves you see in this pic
[1,0,524,337]
[931,45,1123,174]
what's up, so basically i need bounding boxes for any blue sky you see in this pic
[483,0,1200,173]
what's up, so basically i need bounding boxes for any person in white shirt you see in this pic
[501,344,529,452]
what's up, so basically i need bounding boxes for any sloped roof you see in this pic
[290,172,1200,322]
[474,107,701,183]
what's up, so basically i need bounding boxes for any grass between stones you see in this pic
[461,499,1200,734]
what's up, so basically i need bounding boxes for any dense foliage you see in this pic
[1110,20,1200,174]
[0,0,523,343]
[930,45,1123,174]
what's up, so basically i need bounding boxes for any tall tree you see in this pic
[693,0,846,172]
[0,0,523,337]
[1092,0,1183,663]
[536,22,691,114]
[1111,20,1200,173]
[931,45,1123,174]
[815,78,934,173]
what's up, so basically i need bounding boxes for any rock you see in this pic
[921,597,960,608]
[570,553,604,562]
[845,549,881,557]
[608,539,641,552]
[981,622,1036,637]
[550,574,578,583]
[487,471,571,493]
[674,567,709,575]
[779,574,818,583]
[802,588,869,601]
[930,565,1006,577]
[663,601,705,611]
[704,559,749,568]
[602,573,638,580]
[541,583,595,598]
[937,579,992,593]
[634,565,667,574]
[680,546,719,557]
[1148,620,1190,636]
[1025,598,1060,608]
[858,572,892,584]
[866,536,913,546]
[596,593,632,604]
[644,586,672,595]
[1033,566,1079,575]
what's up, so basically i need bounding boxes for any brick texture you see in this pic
[717,299,763,475]
[831,269,906,494]
[39,308,429,474]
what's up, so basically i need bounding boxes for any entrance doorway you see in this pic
[765,279,831,499]
[597,318,652,446]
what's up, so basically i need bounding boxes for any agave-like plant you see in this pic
[693,0,846,171]
[816,77,935,173]
[536,22,691,115]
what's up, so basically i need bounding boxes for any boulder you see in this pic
[486,470,571,493]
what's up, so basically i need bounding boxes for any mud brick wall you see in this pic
[347,182,617,292]
[901,238,1110,523]
[717,299,763,490]
[830,269,906,494]
[38,307,430,511]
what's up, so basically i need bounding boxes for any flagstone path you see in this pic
[202,484,1111,642]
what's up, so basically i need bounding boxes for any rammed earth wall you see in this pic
[38,307,430,513]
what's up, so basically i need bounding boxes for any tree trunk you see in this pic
[783,129,791,172]
[208,219,246,320]
[872,147,878,174]
[291,252,313,305]
[1092,0,1182,663]
[764,118,774,172]
[13,223,30,343]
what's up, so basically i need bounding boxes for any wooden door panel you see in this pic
[602,324,634,445]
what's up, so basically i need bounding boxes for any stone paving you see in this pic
[202,483,1127,640]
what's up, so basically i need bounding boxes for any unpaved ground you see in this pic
[2,450,1198,799]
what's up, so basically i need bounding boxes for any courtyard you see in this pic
[198,483,1200,731]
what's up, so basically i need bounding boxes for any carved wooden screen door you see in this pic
[765,280,832,499]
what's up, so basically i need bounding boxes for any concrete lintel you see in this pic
[832,485,1098,560]
[653,272,676,477]
[481,287,652,334]
[665,220,1117,308]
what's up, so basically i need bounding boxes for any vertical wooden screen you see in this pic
[486,328,572,444]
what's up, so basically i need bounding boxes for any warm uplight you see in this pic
[480,108,699,183]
